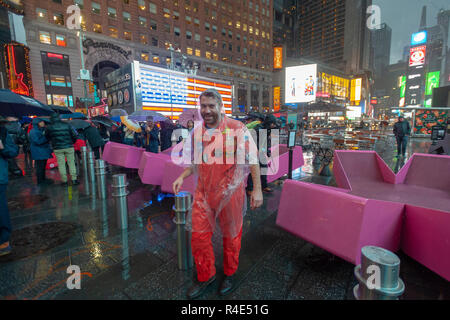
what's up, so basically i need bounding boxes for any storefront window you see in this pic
[56,35,66,47]
[93,24,102,33]
[52,95,68,107]
[109,27,118,38]
[39,31,51,44]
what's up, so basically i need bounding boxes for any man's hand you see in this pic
[173,176,184,195]
[250,189,263,210]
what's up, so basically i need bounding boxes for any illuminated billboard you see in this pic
[318,73,349,99]
[273,47,283,69]
[139,63,232,119]
[273,86,280,112]
[106,62,232,119]
[411,31,427,46]
[409,45,426,67]
[285,64,317,103]
[350,78,362,104]
[4,43,33,96]
[425,71,440,96]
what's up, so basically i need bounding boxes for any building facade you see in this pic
[22,0,274,113]
[371,23,391,80]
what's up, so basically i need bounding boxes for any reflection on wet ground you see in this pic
[1,137,448,300]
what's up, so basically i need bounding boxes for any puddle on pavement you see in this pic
[0,222,78,262]
[7,195,49,211]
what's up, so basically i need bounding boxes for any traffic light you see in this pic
[88,81,95,93]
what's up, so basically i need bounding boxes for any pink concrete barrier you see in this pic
[267,144,304,183]
[276,180,404,264]
[161,161,198,195]
[138,152,172,185]
[402,205,450,281]
[101,142,145,169]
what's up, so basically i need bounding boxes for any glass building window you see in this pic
[124,31,132,40]
[187,47,193,55]
[206,51,211,59]
[173,11,179,20]
[140,34,148,44]
[149,2,157,14]
[108,7,117,19]
[163,8,170,18]
[56,35,66,47]
[163,23,170,32]
[186,31,192,40]
[186,16,191,24]
[205,22,210,31]
[152,37,158,46]
[123,12,131,22]
[153,55,160,63]
[195,49,201,57]
[53,13,64,25]
[36,8,47,20]
[109,26,118,38]
[141,52,149,61]
[92,2,100,14]
[194,33,200,41]
[39,31,51,44]
[150,19,157,30]
[139,16,147,27]
[174,27,180,36]
[138,0,146,10]
[74,0,84,9]
[205,36,210,45]
[194,18,200,26]
[93,24,102,33]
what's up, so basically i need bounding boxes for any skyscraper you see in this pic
[295,0,372,75]
[371,23,392,80]
[273,0,296,57]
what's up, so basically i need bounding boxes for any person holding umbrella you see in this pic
[45,113,79,186]
[143,116,160,153]
[0,116,19,256]
[29,118,53,185]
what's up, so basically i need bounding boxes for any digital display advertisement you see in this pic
[285,64,317,103]
[411,31,427,46]
[139,63,232,119]
[414,109,448,135]
[273,47,283,69]
[409,45,427,67]
[425,71,440,96]
[273,86,281,112]
[350,78,362,103]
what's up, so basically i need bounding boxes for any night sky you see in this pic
[374,0,450,64]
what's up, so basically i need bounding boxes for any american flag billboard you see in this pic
[138,63,233,120]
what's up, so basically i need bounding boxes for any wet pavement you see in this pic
[1,137,449,300]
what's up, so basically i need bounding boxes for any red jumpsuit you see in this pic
[190,116,250,282]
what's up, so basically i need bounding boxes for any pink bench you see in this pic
[277,151,450,281]
[267,145,304,183]
[276,180,404,265]
[102,142,145,169]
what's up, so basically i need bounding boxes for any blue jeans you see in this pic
[0,184,11,244]
[396,136,408,155]
[124,138,134,146]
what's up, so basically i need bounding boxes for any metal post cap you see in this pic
[81,146,87,152]
[112,174,127,187]
[360,246,401,290]
[174,191,192,212]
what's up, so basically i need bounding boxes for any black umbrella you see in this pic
[68,119,91,130]
[91,116,118,127]
[49,104,73,115]
[0,89,54,117]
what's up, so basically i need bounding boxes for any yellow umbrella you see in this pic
[120,116,142,133]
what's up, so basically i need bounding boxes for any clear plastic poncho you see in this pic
[172,113,258,239]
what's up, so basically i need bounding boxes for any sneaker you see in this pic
[186,276,216,299]
[219,275,235,296]
[0,245,12,257]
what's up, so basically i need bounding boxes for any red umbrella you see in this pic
[178,108,201,127]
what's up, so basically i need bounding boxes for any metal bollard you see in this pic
[81,146,88,177]
[173,191,194,270]
[95,159,107,199]
[353,246,405,300]
[87,151,96,183]
[112,174,129,230]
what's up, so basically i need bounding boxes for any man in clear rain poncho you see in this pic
[173,89,263,299]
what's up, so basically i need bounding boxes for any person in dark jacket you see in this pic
[45,113,79,186]
[246,114,278,194]
[393,115,411,158]
[109,124,124,143]
[160,121,174,152]
[29,118,53,185]
[143,117,160,153]
[83,124,105,159]
[0,116,19,256]
[4,119,23,176]
[21,122,32,170]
